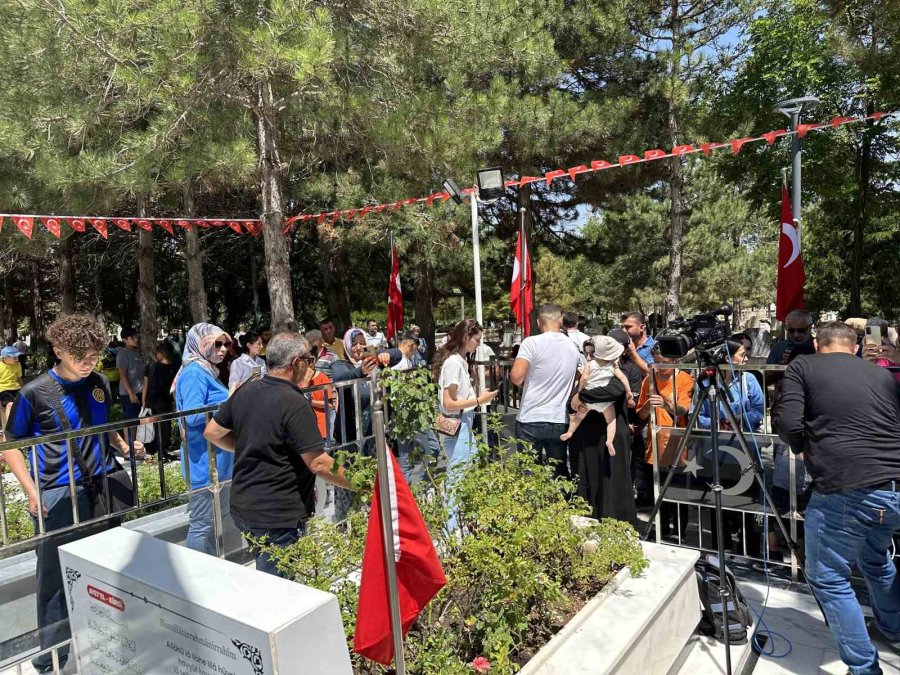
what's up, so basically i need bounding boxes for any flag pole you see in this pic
[388,235,394,347]
[518,205,526,337]
[470,189,488,440]
[370,369,406,674]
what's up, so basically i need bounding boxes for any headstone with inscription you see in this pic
[59,527,353,675]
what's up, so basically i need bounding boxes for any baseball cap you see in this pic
[121,327,138,339]
[1,346,21,358]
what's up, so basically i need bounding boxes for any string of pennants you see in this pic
[1,110,893,242]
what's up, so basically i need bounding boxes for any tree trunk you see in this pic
[3,275,13,342]
[137,197,160,361]
[183,181,209,324]
[413,253,436,362]
[59,235,76,313]
[322,239,352,334]
[250,246,261,327]
[849,108,872,316]
[664,127,686,321]
[255,75,295,331]
[29,262,45,351]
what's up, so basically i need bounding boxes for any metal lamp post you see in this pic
[775,96,819,229]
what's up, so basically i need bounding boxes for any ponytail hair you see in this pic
[432,319,482,382]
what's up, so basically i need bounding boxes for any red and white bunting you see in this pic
[42,216,62,238]
[0,110,893,240]
[13,215,34,239]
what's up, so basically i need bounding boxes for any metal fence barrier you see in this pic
[0,374,376,672]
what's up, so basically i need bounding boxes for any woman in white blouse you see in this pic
[432,319,497,530]
[228,331,267,392]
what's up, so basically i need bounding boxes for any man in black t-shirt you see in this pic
[204,332,353,577]
[776,321,900,674]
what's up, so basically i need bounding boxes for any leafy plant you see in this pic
[380,367,439,443]
[256,417,647,674]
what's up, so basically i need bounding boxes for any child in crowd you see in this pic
[560,336,634,455]
[0,345,24,430]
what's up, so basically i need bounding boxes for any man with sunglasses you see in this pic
[768,309,816,365]
[204,332,353,577]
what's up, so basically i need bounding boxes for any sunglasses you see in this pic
[786,327,810,335]
[214,340,233,349]
[295,355,316,365]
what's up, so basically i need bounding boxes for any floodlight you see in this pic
[476,167,504,202]
[442,178,464,205]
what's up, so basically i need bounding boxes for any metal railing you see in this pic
[0,374,376,673]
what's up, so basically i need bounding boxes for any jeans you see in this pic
[232,515,307,578]
[441,411,476,532]
[32,485,94,672]
[186,487,231,556]
[515,420,570,479]
[119,394,142,422]
[805,486,900,675]
[398,428,441,484]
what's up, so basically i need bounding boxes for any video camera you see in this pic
[656,304,733,360]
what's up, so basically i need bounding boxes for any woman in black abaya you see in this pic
[569,331,639,524]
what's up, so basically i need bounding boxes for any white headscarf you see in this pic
[171,322,230,394]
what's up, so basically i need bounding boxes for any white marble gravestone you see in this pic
[59,527,352,675]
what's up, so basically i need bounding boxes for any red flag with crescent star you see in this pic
[776,180,806,321]
[386,241,403,342]
[510,229,533,336]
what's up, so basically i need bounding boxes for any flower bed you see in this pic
[260,422,647,674]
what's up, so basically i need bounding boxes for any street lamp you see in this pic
[451,287,465,321]
[775,96,819,229]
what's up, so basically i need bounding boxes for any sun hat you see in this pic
[0,346,21,358]
[591,335,624,362]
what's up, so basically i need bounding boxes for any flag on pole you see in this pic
[776,179,806,321]
[386,241,403,342]
[353,451,446,666]
[510,229,533,336]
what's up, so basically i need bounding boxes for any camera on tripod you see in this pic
[656,303,733,361]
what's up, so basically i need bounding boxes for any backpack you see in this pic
[695,554,753,644]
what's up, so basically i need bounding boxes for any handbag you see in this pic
[40,373,136,517]
[135,407,155,445]
[434,413,461,437]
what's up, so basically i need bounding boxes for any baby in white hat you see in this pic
[560,335,634,456]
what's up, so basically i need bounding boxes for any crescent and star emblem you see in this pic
[781,219,801,268]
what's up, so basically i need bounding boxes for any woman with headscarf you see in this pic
[329,328,378,521]
[173,323,233,555]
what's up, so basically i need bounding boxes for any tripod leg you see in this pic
[717,390,830,627]
[641,386,710,541]
[708,387,732,675]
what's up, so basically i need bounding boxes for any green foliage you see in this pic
[257,425,646,673]
[380,367,439,443]
[135,462,187,509]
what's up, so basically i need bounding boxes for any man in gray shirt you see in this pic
[116,327,145,421]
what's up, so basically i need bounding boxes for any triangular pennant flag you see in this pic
[730,137,755,155]
[227,220,242,234]
[643,149,668,160]
[13,216,33,239]
[135,219,152,231]
[89,218,108,239]
[66,217,86,232]
[176,219,192,229]
[210,220,226,229]
[544,169,567,186]
[590,159,614,171]
[762,129,787,145]
[567,165,590,180]
[672,144,695,156]
[157,220,174,236]
[42,217,62,238]
[113,218,131,232]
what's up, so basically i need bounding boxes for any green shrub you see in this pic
[257,417,646,674]
[134,462,187,513]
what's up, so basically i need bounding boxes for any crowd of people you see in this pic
[0,304,898,674]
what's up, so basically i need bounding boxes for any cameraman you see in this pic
[776,321,900,675]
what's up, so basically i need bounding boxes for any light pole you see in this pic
[775,96,819,230]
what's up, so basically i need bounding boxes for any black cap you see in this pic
[121,327,138,339]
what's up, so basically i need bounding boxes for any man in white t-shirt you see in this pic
[510,304,581,479]
[563,312,591,354]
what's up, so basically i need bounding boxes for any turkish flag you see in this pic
[776,183,806,321]
[176,219,192,229]
[12,215,33,239]
[112,218,131,232]
[135,219,152,231]
[353,451,446,667]
[386,243,403,342]
[226,220,242,234]
[89,218,108,238]
[510,229,533,336]
[66,217,86,232]
[42,217,62,238]
[157,220,174,236]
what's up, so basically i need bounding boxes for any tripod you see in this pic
[640,359,805,675]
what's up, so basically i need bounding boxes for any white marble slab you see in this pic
[522,541,700,675]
